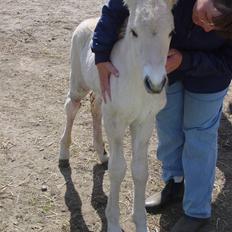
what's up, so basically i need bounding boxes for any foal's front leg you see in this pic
[104,114,127,232]
[130,116,154,232]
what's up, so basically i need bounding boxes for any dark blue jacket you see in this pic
[91,0,232,93]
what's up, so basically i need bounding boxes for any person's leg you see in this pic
[182,88,228,219]
[171,88,228,232]
[156,81,185,181]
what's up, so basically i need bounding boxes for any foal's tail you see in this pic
[68,24,86,101]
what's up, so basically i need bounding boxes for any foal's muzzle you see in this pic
[144,75,166,94]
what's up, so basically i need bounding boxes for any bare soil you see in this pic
[0,0,232,231]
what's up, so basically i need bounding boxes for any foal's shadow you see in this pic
[91,162,108,232]
[158,112,232,232]
[59,163,91,232]
[59,161,108,232]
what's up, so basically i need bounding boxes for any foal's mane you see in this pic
[123,0,176,10]
[123,0,173,32]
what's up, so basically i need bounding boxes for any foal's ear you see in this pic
[167,0,177,9]
[123,0,136,10]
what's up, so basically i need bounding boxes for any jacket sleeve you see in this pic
[178,40,232,80]
[91,0,129,64]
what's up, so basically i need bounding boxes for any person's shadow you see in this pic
[210,112,232,232]
[59,161,108,232]
[158,112,232,232]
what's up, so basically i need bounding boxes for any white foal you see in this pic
[60,0,175,231]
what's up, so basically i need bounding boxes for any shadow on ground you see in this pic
[59,112,232,232]
[59,162,108,232]
[59,164,91,232]
[158,112,232,232]
[91,163,108,232]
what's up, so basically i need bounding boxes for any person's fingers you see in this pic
[166,65,175,74]
[166,60,171,72]
[166,54,181,74]
[101,73,112,103]
[102,91,107,103]
[106,63,119,77]
[106,75,112,102]
[195,4,208,25]
[166,55,176,68]
[97,62,119,103]
[100,75,107,103]
[168,49,177,57]
[166,64,173,74]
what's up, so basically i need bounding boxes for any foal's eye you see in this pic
[169,30,175,38]
[131,29,138,38]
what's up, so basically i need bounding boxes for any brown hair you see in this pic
[212,0,232,39]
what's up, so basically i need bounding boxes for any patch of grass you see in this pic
[29,196,38,207]
[41,198,55,214]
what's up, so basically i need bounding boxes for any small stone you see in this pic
[12,219,18,225]
[41,185,47,192]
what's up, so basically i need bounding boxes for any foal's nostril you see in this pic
[144,75,166,94]
[144,76,153,93]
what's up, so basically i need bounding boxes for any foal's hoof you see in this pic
[58,159,70,168]
[99,149,109,164]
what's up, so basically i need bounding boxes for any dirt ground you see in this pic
[0,0,232,232]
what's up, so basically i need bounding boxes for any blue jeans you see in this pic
[156,81,228,218]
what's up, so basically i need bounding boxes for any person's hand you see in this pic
[96,62,119,103]
[193,0,210,20]
[166,49,183,74]
[192,0,220,32]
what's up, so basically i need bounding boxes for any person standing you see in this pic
[91,0,232,231]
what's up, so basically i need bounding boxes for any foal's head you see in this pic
[124,0,175,94]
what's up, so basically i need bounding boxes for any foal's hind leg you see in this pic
[130,116,154,232]
[90,92,108,163]
[59,32,89,166]
[59,88,88,166]
[59,96,80,164]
